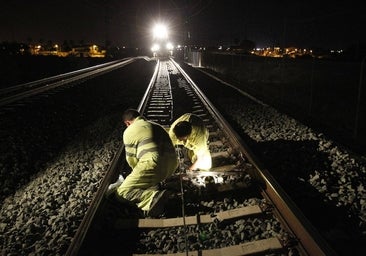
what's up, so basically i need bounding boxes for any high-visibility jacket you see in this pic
[117,116,178,211]
[169,113,212,170]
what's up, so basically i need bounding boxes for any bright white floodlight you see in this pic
[151,43,160,52]
[166,42,173,50]
[153,24,168,40]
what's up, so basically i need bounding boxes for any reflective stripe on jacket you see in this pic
[118,116,178,210]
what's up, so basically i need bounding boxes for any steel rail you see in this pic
[171,58,337,256]
[0,59,124,96]
[0,58,138,107]
[65,58,161,256]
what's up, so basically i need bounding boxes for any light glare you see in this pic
[153,24,168,39]
[151,43,160,52]
[166,42,173,50]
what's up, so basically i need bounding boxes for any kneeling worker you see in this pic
[169,113,212,171]
[109,109,178,217]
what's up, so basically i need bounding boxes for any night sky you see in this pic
[1,0,365,50]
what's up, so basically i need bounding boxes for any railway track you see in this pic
[66,58,337,256]
[0,58,141,108]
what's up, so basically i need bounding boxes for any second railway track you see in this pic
[0,58,139,108]
[67,58,336,256]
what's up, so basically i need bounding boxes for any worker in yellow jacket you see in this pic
[169,113,212,171]
[114,109,178,217]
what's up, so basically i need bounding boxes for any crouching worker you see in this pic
[110,109,178,217]
[169,113,212,171]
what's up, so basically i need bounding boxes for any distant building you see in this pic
[70,45,106,57]
[30,44,105,57]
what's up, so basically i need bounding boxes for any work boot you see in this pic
[147,190,172,218]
